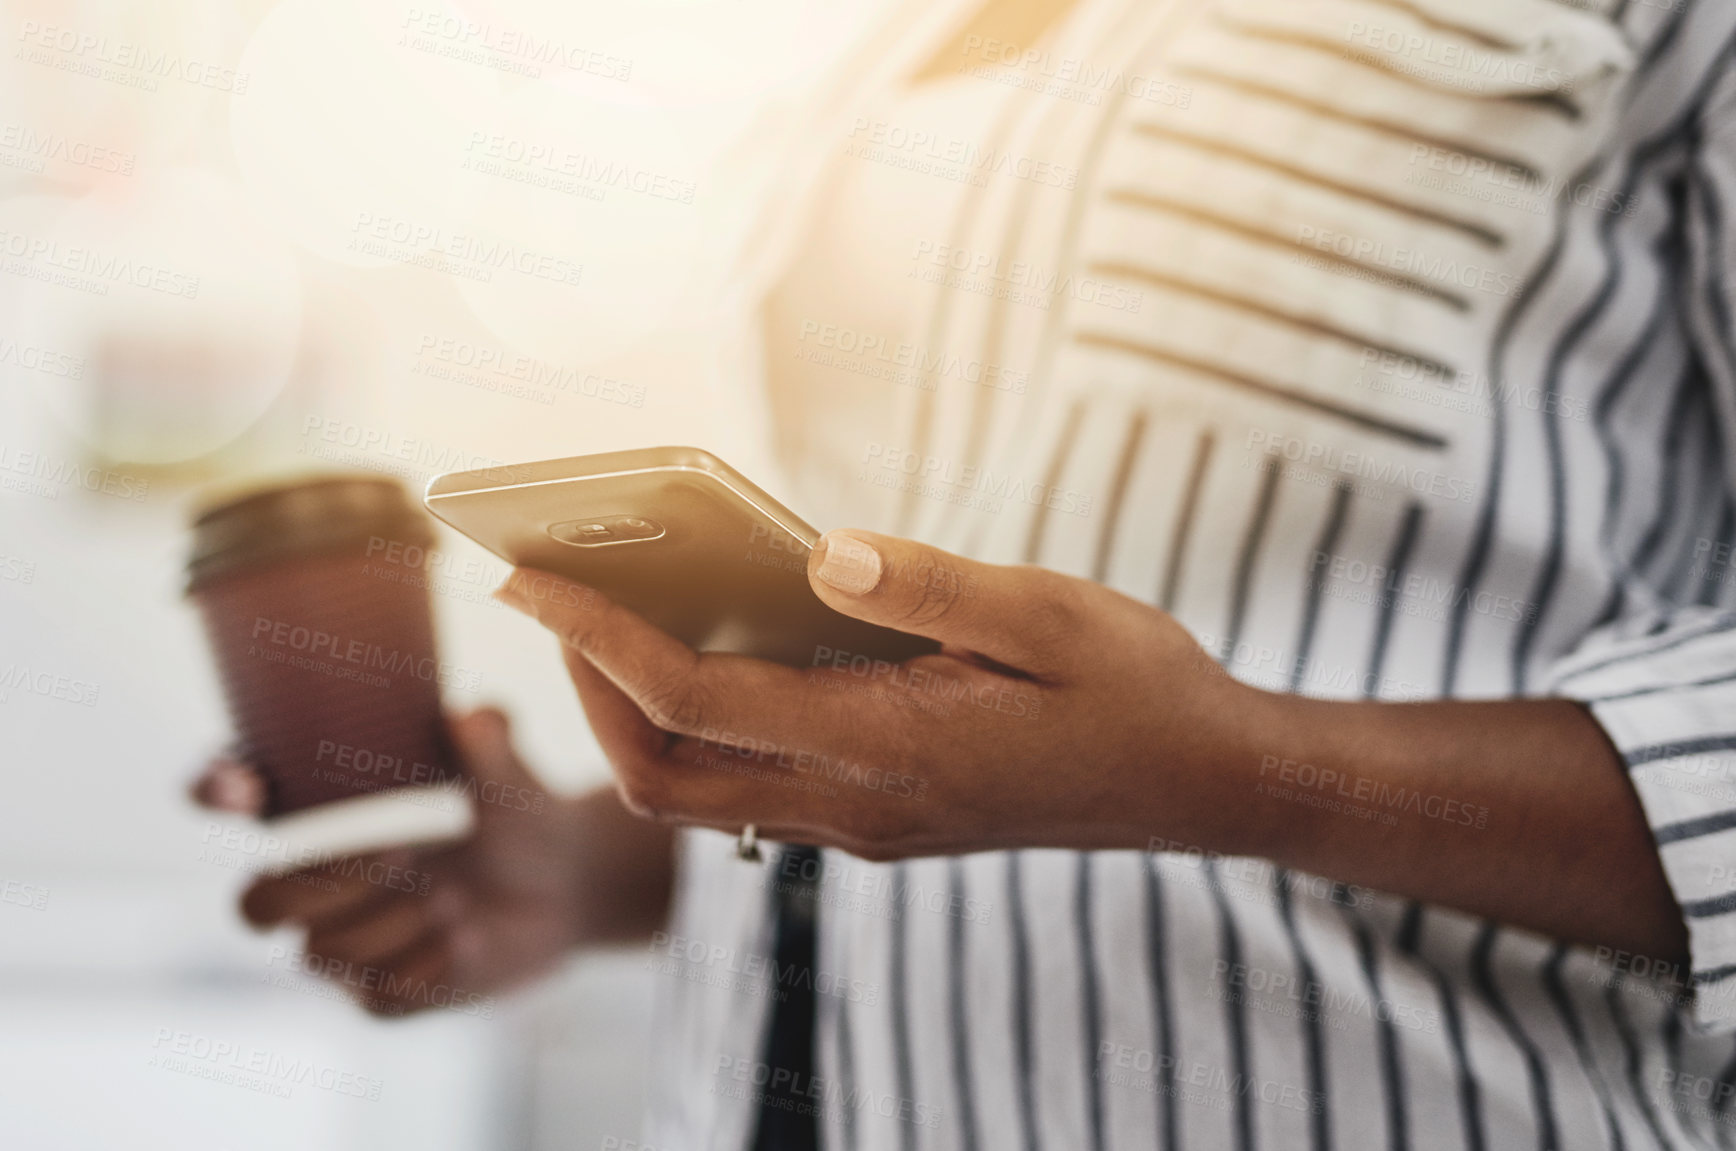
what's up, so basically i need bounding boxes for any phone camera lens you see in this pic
[549,515,664,548]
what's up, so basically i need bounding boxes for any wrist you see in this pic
[1168,674,1303,862]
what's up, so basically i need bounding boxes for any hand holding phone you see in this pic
[426,447,937,861]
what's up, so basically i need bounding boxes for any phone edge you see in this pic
[422,447,823,552]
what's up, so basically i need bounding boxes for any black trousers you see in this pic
[750,845,822,1151]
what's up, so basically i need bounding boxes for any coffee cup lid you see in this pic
[186,473,433,592]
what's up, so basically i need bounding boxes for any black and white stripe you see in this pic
[646,0,1736,1148]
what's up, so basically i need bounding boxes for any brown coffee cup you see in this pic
[187,475,463,817]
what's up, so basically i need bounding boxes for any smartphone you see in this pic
[423,446,937,668]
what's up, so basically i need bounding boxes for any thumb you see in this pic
[189,756,268,816]
[806,529,1075,675]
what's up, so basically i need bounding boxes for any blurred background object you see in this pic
[0,0,891,1146]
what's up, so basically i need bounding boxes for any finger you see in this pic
[449,708,515,776]
[306,894,434,970]
[560,645,670,818]
[240,850,414,929]
[807,530,1081,676]
[681,815,840,850]
[353,933,453,1019]
[655,728,915,841]
[560,645,676,770]
[449,707,546,795]
[557,645,832,827]
[500,570,839,743]
[659,787,897,858]
[189,757,266,816]
[561,646,775,821]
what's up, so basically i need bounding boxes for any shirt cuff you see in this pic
[1548,610,1736,1031]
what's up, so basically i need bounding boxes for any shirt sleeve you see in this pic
[1548,613,1736,1029]
[1543,59,1736,1032]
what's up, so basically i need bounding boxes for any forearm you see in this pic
[568,785,678,947]
[1211,688,1686,961]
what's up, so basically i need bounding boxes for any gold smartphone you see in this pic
[423,446,936,668]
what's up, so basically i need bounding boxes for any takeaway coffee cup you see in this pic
[186,474,467,823]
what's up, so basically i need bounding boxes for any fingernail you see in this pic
[210,769,251,810]
[814,531,882,595]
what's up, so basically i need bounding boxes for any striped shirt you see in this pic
[647,0,1736,1147]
